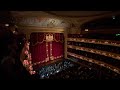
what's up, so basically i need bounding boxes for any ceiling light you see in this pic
[12,30,16,33]
[112,16,115,19]
[85,29,88,31]
[5,24,9,27]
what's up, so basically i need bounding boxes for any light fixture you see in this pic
[116,34,120,36]
[5,24,9,27]
[12,30,16,33]
[112,16,115,19]
[85,29,88,31]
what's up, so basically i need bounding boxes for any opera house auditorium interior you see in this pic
[1,11,120,80]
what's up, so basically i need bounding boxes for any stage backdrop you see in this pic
[30,32,64,65]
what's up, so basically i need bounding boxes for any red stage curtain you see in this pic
[30,33,47,64]
[52,33,64,60]
[30,32,64,65]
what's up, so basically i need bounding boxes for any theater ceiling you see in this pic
[10,11,120,29]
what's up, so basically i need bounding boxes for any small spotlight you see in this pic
[5,24,9,27]
[112,16,115,19]
[85,29,88,31]
[12,30,16,33]
[56,70,59,73]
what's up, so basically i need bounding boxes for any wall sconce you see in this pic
[85,29,88,31]
[112,16,115,19]
[5,24,9,27]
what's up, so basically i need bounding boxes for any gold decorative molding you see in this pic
[18,26,65,33]
[67,38,120,47]
[18,26,65,39]
[64,29,68,59]
[67,52,120,74]
[67,45,120,61]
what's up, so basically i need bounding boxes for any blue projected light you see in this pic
[116,34,120,36]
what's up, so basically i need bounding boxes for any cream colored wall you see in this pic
[18,26,64,39]
[67,28,81,34]
[63,28,68,59]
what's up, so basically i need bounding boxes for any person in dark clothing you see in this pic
[0,27,34,80]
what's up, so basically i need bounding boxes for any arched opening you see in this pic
[30,32,64,69]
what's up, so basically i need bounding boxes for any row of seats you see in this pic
[68,34,120,41]
[48,59,120,79]
[66,34,120,79]
[67,48,120,68]
[67,41,120,54]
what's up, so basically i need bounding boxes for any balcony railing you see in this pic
[67,52,120,74]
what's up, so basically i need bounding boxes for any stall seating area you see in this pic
[36,59,120,79]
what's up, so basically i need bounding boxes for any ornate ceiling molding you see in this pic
[43,11,117,18]
[18,26,65,34]
[15,17,69,28]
